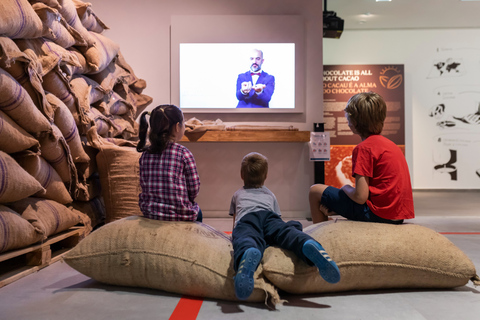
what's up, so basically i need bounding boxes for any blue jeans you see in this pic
[321,186,404,225]
[232,211,315,271]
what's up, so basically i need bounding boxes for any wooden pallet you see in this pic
[0,226,87,288]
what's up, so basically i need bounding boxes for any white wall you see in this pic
[324,29,480,189]
[88,0,325,217]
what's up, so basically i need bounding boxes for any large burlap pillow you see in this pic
[262,220,480,294]
[63,216,280,304]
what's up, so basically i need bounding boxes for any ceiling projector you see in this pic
[323,10,344,39]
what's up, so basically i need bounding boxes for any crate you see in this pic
[0,226,87,288]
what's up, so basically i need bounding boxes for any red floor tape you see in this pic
[169,296,203,320]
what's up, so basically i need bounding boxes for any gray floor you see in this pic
[1,191,479,320]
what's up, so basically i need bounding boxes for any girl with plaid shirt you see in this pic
[137,104,202,222]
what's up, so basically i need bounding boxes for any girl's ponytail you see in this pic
[136,111,150,152]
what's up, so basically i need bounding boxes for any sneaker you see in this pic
[302,240,341,284]
[234,248,261,300]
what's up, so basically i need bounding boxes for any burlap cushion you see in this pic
[262,220,479,294]
[63,216,280,304]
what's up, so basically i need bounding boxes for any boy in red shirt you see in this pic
[309,91,414,224]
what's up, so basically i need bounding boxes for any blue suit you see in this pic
[236,71,275,108]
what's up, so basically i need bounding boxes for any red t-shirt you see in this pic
[352,135,414,220]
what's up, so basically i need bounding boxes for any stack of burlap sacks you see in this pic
[0,0,152,254]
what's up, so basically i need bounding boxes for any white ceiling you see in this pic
[326,0,480,30]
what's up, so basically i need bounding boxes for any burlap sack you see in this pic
[0,37,53,122]
[116,50,147,94]
[72,0,109,33]
[79,32,120,74]
[57,0,97,47]
[14,38,81,76]
[70,196,105,229]
[14,153,73,204]
[0,110,39,154]
[88,107,112,137]
[75,174,101,202]
[62,47,90,76]
[262,220,480,294]
[95,91,133,116]
[38,124,77,186]
[0,151,45,203]
[43,66,91,131]
[0,67,52,136]
[29,0,60,9]
[48,93,90,163]
[73,75,106,104]
[32,2,87,48]
[88,59,126,93]
[95,145,141,222]
[0,0,44,39]
[63,216,280,304]
[0,205,44,253]
[8,197,92,239]
[114,83,152,119]
[109,115,137,139]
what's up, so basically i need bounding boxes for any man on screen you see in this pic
[236,49,275,108]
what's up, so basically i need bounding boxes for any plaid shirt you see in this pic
[139,142,200,221]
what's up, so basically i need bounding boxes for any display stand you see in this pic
[181,130,310,142]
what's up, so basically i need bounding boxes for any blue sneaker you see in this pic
[302,240,341,284]
[234,248,261,300]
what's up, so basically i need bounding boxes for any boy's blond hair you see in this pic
[344,91,387,138]
[241,152,268,188]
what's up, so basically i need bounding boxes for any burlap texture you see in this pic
[95,145,141,222]
[0,205,44,253]
[62,47,90,76]
[88,107,111,136]
[70,196,105,229]
[72,75,106,104]
[63,216,280,304]
[57,0,97,47]
[8,197,92,239]
[116,50,146,93]
[14,38,81,76]
[262,220,479,294]
[72,0,109,33]
[0,151,45,203]
[43,66,91,131]
[32,2,87,48]
[14,153,73,204]
[48,93,90,163]
[79,32,120,74]
[0,110,40,154]
[38,124,77,186]
[0,37,53,122]
[0,0,44,39]
[0,67,52,135]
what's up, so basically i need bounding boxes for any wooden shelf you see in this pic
[181,130,310,142]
